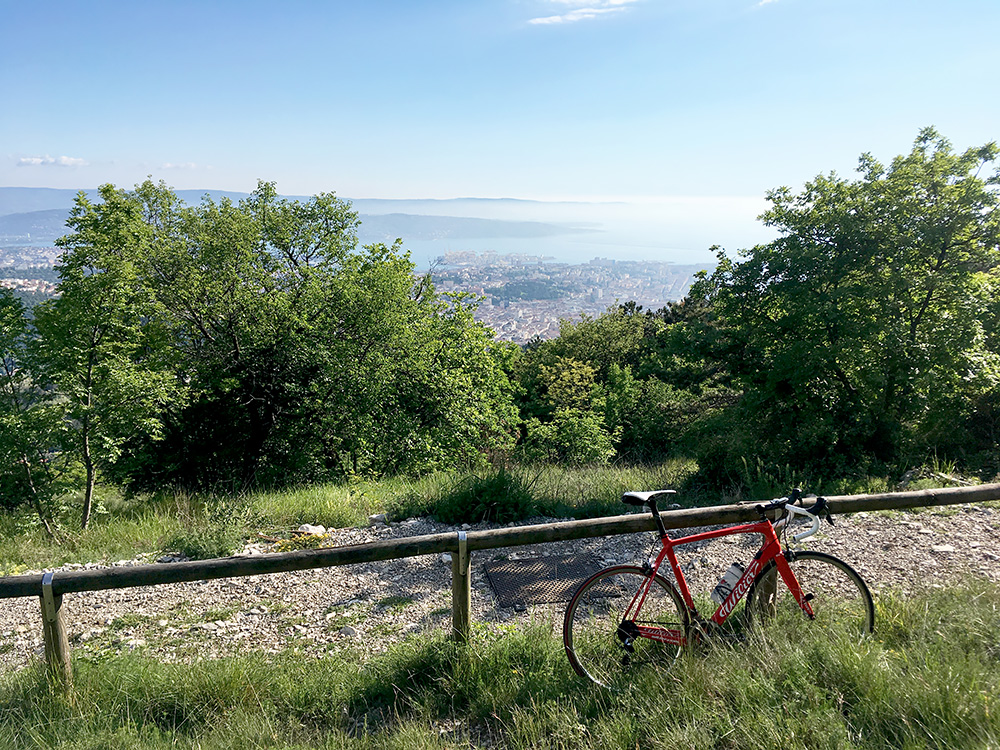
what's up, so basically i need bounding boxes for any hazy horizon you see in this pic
[0,186,768,268]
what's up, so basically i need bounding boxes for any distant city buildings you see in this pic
[0,245,61,268]
[0,277,56,295]
[429,252,711,344]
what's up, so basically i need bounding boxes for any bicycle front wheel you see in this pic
[745,551,874,640]
[563,565,688,690]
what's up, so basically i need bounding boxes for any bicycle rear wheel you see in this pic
[744,551,874,639]
[563,565,688,689]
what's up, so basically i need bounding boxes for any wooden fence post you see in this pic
[451,532,471,643]
[40,572,73,691]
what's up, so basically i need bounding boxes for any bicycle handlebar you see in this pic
[785,500,822,542]
[757,494,833,542]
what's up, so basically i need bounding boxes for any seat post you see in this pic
[648,498,668,539]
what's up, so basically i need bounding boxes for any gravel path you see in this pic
[1,504,998,671]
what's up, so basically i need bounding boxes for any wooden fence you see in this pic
[2,483,998,690]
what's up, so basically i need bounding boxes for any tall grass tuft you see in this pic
[158,494,260,560]
[529,458,700,517]
[250,482,381,530]
[386,460,702,524]
[0,490,185,574]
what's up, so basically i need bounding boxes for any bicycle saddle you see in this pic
[622,490,677,506]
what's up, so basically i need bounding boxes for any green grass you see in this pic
[0,491,184,575]
[1,582,999,749]
[251,482,382,529]
[2,464,705,571]
[529,459,702,517]
[376,596,415,613]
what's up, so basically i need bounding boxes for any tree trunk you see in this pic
[20,457,56,540]
[81,430,95,530]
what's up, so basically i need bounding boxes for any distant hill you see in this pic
[0,187,248,215]
[0,189,593,252]
[0,188,589,217]
[0,209,70,243]
[0,188,96,215]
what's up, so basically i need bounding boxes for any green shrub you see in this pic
[392,469,537,525]
[520,408,618,465]
[159,496,258,560]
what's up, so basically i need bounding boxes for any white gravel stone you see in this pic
[297,524,326,535]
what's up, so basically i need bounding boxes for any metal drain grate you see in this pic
[483,554,609,609]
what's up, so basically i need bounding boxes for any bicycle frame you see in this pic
[628,519,814,646]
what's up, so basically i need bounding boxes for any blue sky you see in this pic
[2,0,998,254]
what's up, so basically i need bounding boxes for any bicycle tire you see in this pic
[744,551,874,639]
[563,565,688,689]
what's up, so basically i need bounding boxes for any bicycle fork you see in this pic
[774,551,816,619]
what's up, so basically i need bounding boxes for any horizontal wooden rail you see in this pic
[0,533,460,600]
[2,481,997,691]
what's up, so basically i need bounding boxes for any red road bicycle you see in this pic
[563,489,874,689]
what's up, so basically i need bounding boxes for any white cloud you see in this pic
[528,0,638,25]
[161,162,200,170]
[17,155,88,167]
[756,0,778,6]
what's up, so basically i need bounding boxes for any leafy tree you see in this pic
[516,355,620,465]
[707,128,1000,473]
[512,282,742,466]
[544,306,649,379]
[638,271,734,392]
[112,182,517,489]
[0,288,70,537]
[32,185,182,528]
[118,182,364,488]
[599,363,641,439]
[538,357,600,412]
[521,408,618,465]
[363,290,519,474]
